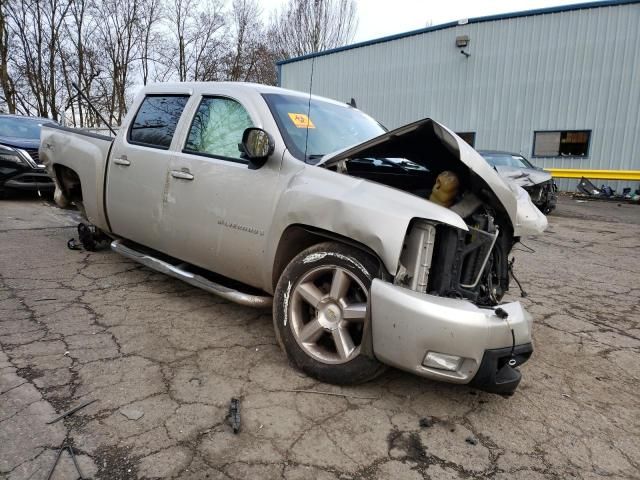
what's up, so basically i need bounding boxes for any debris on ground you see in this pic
[284,389,378,400]
[120,406,144,421]
[419,417,435,428]
[47,441,84,480]
[47,399,97,424]
[228,398,241,434]
[68,223,111,251]
[67,238,82,250]
[574,177,640,203]
[465,436,478,446]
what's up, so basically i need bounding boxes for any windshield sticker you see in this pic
[288,113,315,129]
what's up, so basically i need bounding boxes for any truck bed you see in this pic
[40,124,115,232]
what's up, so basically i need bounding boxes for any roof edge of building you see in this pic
[276,0,639,66]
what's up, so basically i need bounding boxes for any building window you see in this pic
[533,130,590,157]
[456,132,475,147]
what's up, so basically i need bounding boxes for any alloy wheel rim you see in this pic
[289,265,368,364]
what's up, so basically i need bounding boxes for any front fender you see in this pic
[266,165,468,281]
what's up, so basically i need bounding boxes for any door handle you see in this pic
[114,155,130,166]
[171,169,194,181]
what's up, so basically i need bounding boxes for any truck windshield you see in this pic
[262,93,385,163]
[481,152,534,169]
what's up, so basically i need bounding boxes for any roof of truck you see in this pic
[0,114,54,122]
[140,81,342,105]
[143,81,302,96]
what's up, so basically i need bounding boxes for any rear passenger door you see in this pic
[106,94,189,250]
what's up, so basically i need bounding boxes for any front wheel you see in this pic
[273,242,387,385]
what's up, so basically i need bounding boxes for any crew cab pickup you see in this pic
[41,82,547,394]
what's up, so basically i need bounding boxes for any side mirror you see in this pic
[241,127,274,170]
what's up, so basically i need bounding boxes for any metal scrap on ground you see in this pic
[229,398,241,434]
[46,442,84,480]
[46,399,96,424]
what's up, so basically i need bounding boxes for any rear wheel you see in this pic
[273,242,386,384]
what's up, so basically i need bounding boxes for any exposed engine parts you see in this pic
[428,211,510,306]
[396,220,436,293]
[429,170,460,207]
[397,193,514,307]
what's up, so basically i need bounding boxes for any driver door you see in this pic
[160,95,282,289]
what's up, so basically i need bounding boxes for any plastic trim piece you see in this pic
[468,343,533,395]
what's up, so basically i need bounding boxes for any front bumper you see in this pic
[2,170,54,191]
[370,279,533,394]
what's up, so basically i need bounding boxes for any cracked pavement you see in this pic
[1,195,639,479]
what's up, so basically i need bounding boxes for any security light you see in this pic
[456,35,470,47]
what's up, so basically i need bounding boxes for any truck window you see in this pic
[184,97,253,162]
[128,95,190,149]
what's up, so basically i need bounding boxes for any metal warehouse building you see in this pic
[278,0,640,192]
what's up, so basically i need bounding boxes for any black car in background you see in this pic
[0,114,56,196]
[479,150,557,214]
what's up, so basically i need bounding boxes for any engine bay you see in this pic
[336,162,515,306]
[319,118,521,306]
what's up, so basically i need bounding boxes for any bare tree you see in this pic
[165,0,225,82]
[0,0,16,113]
[5,0,72,119]
[0,0,358,120]
[270,0,358,59]
[226,0,260,81]
[222,0,277,84]
[92,0,141,123]
[60,0,100,126]
[138,0,162,85]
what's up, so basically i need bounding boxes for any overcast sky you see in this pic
[261,0,593,42]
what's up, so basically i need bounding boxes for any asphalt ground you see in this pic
[1,194,639,479]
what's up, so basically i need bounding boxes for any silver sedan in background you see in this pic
[479,150,557,214]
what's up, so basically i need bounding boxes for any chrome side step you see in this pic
[111,239,272,308]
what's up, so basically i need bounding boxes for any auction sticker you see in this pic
[288,113,315,129]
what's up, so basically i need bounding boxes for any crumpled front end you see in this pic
[494,165,557,214]
[371,279,533,394]
[523,180,557,213]
[369,207,537,394]
[507,182,549,236]
[310,117,543,393]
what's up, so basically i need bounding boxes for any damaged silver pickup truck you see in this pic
[41,82,547,394]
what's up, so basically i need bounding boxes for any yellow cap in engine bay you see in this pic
[429,170,460,207]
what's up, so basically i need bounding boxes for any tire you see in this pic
[273,241,387,385]
[53,185,71,208]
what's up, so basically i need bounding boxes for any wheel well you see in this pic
[272,225,390,291]
[53,165,83,203]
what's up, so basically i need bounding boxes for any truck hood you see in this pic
[494,165,553,188]
[316,118,547,237]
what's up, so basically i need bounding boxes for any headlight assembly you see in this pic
[0,144,25,165]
